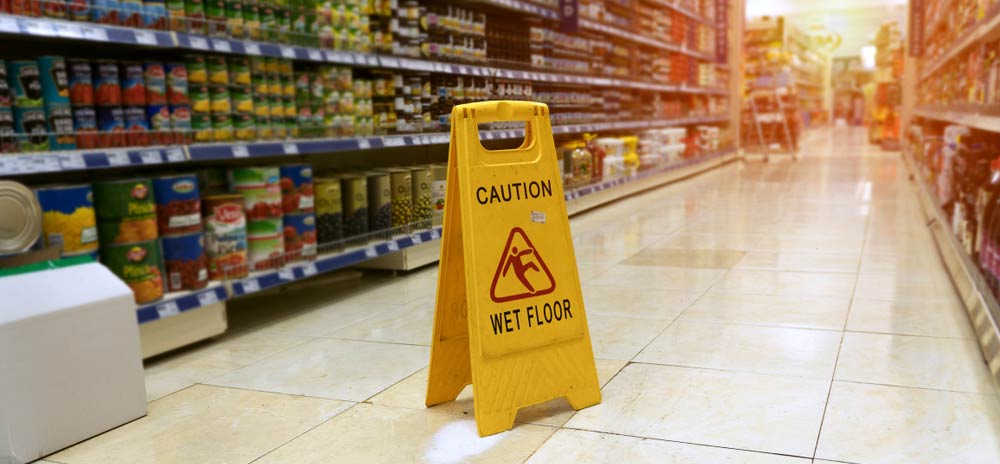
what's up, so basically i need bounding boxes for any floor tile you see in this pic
[711,270,857,298]
[816,382,1000,464]
[680,291,850,330]
[253,403,556,464]
[586,314,673,360]
[835,332,997,394]
[369,359,626,427]
[635,319,841,379]
[565,363,829,457]
[258,299,404,338]
[846,297,976,339]
[206,338,429,401]
[326,297,436,346]
[526,429,810,464]
[143,331,312,401]
[581,285,699,320]
[735,251,860,273]
[586,264,726,292]
[852,272,958,301]
[623,249,747,269]
[48,385,351,464]
[650,233,763,251]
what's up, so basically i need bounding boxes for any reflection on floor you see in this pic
[46,127,1000,464]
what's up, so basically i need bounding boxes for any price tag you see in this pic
[0,16,19,32]
[197,290,219,306]
[382,136,406,147]
[241,279,260,293]
[380,56,399,68]
[282,142,299,154]
[364,246,378,258]
[54,22,83,38]
[106,150,130,166]
[156,301,180,318]
[212,38,231,52]
[387,241,399,252]
[280,46,296,58]
[139,150,162,164]
[244,42,261,55]
[307,49,323,61]
[278,268,294,280]
[411,233,422,244]
[0,157,14,174]
[164,147,185,162]
[189,36,210,50]
[20,156,60,173]
[417,136,429,145]
[81,25,108,41]
[232,144,250,158]
[366,56,379,66]
[357,138,371,150]
[135,30,158,45]
[430,134,448,144]
[22,19,55,36]
[430,229,440,240]
[301,263,317,276]
[58,153,86,170]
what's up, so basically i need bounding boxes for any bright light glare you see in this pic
[861,45,877,69]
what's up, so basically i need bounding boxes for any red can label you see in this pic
[120,62,146,106]
[143,62,167,106]
[67,59,94,107]
[93,61,122,106]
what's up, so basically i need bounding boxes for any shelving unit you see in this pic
[0,0,739,356]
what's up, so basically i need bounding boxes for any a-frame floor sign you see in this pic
[425,101,601,437]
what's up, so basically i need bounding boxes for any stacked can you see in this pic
[279,59,296,138]
[66,59,98,149]
[244,0,262,40]
[366,171,390,232]
[0,60,16,153]
[203,193,248,279]
[166,61,191,144]
[320,66,355,138]
[384,168,411,228]
[121,61,152,146]
[142,62,171,145]
[314,176,343,245]
[289,0,317,46]
[186,54,213,142]
[7,60,52,152]
[93,178,164,304]
[205,0,226,36]
[230,167,284,269]
[228,56,256,141]
[91,60,126,147]
[340,173,367,238]
[293,67,315,138]
[153,174,209,292]
[250,57,271,139]
[185,0,207,33]
[430,163,446,226]
[410,165,432,225]
[38,56,76,151]
[207,55,233,142]
[144,0,168,29]
[35,184,100,258]
[279,164,316,261]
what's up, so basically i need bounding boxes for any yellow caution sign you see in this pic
[425,101,601,436]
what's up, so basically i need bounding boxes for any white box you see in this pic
[0,263,147,464]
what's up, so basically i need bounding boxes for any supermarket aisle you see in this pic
[46,127,1000,464]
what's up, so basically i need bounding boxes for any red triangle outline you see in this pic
[489,227,557,303]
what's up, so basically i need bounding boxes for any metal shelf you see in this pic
[913,104,1000,133]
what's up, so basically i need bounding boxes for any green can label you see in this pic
[93,179,156,220]
[99,240,164,303]
[231,85,254,113]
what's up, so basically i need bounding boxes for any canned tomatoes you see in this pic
[93,60,122,106]
[165,62,189,105]
[37,56,70,106]
[283,212,316,262]
[203,194,247,279]
[153,174,201,235]
[143,62,167,105]
[170,105,192,144]
[120,61,146,106]
[279,164,314,214]
[35,184,99,256]
[99,240,164,304]
[162,232,208,291]
[96,106,126,147]
[147,104,171,144]
[7,60,44,108]
[124,105,150,146]
[143,0,167,29]
[93,178,158,244]
[72,106,99,149]
[66,59,94,107]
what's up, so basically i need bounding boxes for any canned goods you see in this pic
[267,95,282,118]
[366,171,390,231]
[0,62,12,108]
[209,84,231,113]
[231,85,253,113]
[45,103,76,150]
[170,105,193,144]
[233,112,255,140]
[411,166,432,223]
[124,105,150,146]
[152,174,201,235]
[255,115,272,139]
[282,97,296,119]
[0,181,42,254]
[186,55,207,84]
[267,76,282,97]
[278,59,292,77]
[120,61,146,106]
[190,84,210,114]
[96,106,126,147]
[99,240,164,304]
[91,0,119,24]
[227,56,250,85]
[147,104,171,144]
[230,165,278,190]
[0,108,16,153]
[259,2,275,41]
[143,62,167,105]
[166,62,189,106]
[340,174,367,237]
[282,76,295,98]
[205,0,225,35]
[239,187,282,220]
[13,106,50,152]
[35,184,99,256]
[162,232,208,291]
[225,0,244,36]
[198,167,228,194]
[72,106,99,149]
[430,163,446,226]
[184,0,206,33]
[93,60,122,106]
[7,60,44,108]
[143,0,167,29]
[314,177,342,243]
[385,168,411,227]
[203,194,247,278]
[118,0,143,26]
[37,56,70,106]
[252,72,268,97]
[191,110,212,142]
[66,59,94,107]
[93,178,158,244]
[207,56,229,85]
[250,56,267,76]
[211,112,232,141]
[247,216,283,269]
[279,164,313,214]
[283,212,316,262]
[68,0,90,20]
[243,0,260,40]
[166,0,184,29]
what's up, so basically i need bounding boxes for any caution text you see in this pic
[476,180,553,205]
[489,298,573,335]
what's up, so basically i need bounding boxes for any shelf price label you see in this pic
[357,138,371,150]
[244,42,261,55]
[231,144,250,158]
[282,142,299,155]
[189,36,210,50]
[139,150,162,164]
[22,18,56,36]
[382,136,406,147]
[430,229,441,240]
[307,49,323,61]
[211,38,231,52]
[156,301,180,318]
[106,150,130,166]
[58,153,86,170]
[301,263,318,276]
[0,16,19,33]
[196,290,219,306]
[20,156,60,173]
[241,279,260,293]
[387,240,400,252]
[135,30,158,45]
[81,25,109,41]
[280,46,296,58]
[53,22,83,38]
[165,147,185,162]
[411,233,423,244]
[278,268,294,280]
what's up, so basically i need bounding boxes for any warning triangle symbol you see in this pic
[489,227,557,303]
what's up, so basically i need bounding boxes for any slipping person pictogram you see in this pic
[490,227,556,303]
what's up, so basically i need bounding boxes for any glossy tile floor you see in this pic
[47,127,1000,464]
